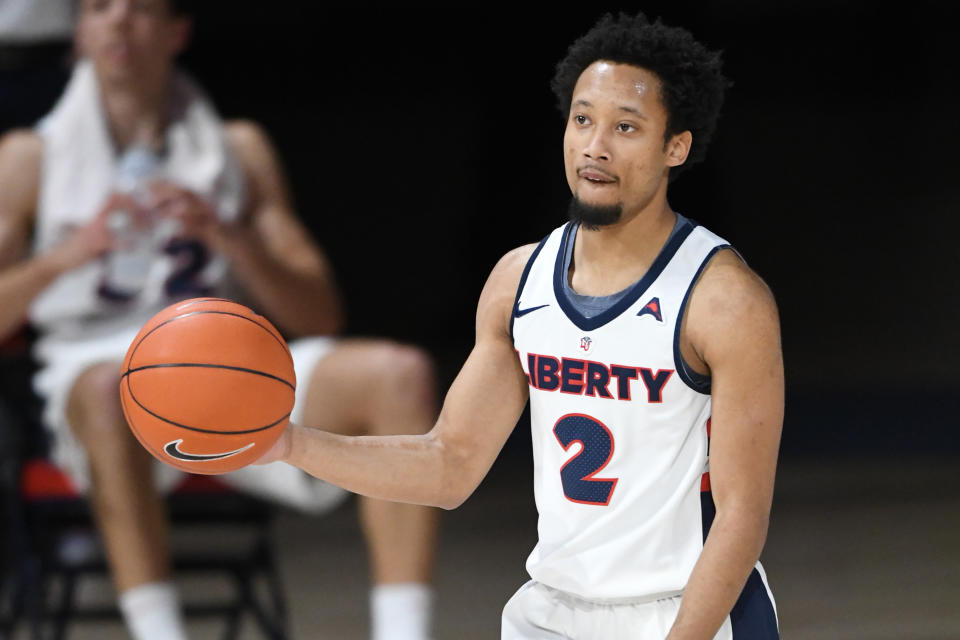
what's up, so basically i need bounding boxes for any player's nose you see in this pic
[582,127,611,162]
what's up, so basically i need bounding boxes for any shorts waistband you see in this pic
[537,582,683,607]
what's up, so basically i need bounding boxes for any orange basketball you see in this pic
[119,297,296,474]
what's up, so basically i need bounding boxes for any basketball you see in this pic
[119,297,296,474]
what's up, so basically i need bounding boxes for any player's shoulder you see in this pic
[484,243,541,300]
[698,249,776,309]
[0,128,43,169]
[688,247,779,339]
[490,243,539,285]
[222,119,287,209]
[223,118,275,163]
[477,243,540,335]
[0,128,44,221]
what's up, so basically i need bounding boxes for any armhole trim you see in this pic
[672,244,730,394]
[509,231,552,344]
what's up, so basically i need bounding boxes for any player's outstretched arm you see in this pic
[263,244,537,509]
[667,250,784,640]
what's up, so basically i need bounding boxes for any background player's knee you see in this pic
[66,361,129,448]
[373,342,436,435]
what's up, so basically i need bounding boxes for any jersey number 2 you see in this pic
[553,413,618,506]
[164,238,211,297]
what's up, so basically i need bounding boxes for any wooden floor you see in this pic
[13,454,960,639]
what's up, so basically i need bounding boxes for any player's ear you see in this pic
[167,15,192,58]
[665,130,692,168]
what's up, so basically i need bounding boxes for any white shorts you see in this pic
[502,573,778,640]
[31,329,348,514]
[502,581,693,640]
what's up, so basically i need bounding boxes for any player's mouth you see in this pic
[103,41,134,64]
[578,168,618,184]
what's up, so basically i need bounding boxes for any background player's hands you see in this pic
[46,192,139,273]
[148,180,228,246]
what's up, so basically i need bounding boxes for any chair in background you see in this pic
[0,330,290,640]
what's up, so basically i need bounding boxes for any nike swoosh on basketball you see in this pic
[164,439,255,462]
[514,304,549,317]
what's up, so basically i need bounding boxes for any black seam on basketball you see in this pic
[126,382,291,435]
[125,308,291,377]
[178,297,232,307]
[121,363,294,389]
[122,379,168,462]
[122,360,290,435]
[123,379,240,474]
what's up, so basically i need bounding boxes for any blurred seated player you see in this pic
[0,1,437,639]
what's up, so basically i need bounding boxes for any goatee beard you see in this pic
[567,196,622,230]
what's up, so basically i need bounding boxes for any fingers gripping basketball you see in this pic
[119,297,296,474]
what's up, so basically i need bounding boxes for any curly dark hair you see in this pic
[168,0,194,16]
[551,12,729,178]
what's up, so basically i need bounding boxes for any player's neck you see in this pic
[98,70,171,151]
[570,200,677,296]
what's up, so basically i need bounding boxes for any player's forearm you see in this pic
[215,227,343,337]
[282,422,471,510]
[666,504,769,640]
[0,255,63,341]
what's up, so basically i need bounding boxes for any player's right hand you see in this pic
[46,193,141,273]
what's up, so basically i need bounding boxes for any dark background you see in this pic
[7,2,960,458]
[165,1,960,459]
[2,6,958,637]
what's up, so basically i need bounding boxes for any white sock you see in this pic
[118,581,189,640]
[371,582,434,640]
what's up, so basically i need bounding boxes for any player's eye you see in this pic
[574,114,590,126]
[616,122,637,133]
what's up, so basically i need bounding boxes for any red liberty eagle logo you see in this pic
[637,297,663,321]
[579,336,592,352]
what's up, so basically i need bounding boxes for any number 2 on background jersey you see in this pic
[164,238,211,297]
[553,413,618,506]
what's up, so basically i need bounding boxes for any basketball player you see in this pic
[261,12,784,639]
[0,1,437,639]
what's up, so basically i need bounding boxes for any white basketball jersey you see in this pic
[511,218,729,601]
[28,61,247,344]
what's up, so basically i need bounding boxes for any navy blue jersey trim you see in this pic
[510,232,552,343]
[731,569,780,638]
[701,491,779,638]
[672,244,731,395]
[553,218,696,332]
[700,490,716,543]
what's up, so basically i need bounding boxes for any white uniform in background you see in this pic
[28,60,342,512]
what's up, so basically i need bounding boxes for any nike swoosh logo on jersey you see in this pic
[514,304,549,317]
[164,439,255,462]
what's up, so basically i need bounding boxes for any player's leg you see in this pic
[66,362,168,590]
[65,361,187,640]
[299,338,439,639]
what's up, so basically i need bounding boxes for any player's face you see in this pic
[563,61,689,222]
[76,0,189,83]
